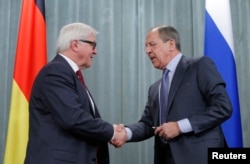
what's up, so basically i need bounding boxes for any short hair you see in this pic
[56,22,98,53]
[151,25,181,51]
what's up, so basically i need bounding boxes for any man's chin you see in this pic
[151,62,160,69]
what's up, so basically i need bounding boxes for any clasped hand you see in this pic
[154,122,181,140]
[110,124,127,148]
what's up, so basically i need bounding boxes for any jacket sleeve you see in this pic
[189,56,233,134]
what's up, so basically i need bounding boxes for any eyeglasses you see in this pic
[78,39,97,50]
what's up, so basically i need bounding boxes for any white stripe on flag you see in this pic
[205,0,235,56]
[204,0,243,147]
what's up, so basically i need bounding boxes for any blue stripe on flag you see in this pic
[204,11,243,147]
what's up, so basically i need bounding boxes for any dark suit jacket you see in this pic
[25,55,113,164]
[127,56,232,164]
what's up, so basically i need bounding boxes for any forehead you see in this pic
[86,33,96,41]
[146,30,160,42]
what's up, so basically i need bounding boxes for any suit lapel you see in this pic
[54,55,99,118]
[87,91,101,118]
[152,56,190,125]
[152,80,161,126]
[167,56,190,111]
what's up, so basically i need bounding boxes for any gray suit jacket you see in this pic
[127,56,232,164]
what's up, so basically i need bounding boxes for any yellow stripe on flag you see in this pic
[4,0,47,163]
[4,80,29,164]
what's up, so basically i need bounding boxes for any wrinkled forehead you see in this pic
[145,30,160,43]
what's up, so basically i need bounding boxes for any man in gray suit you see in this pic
[114,25,232,164]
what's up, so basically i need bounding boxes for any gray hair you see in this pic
[56,22,98,53]
[152,25,181,51]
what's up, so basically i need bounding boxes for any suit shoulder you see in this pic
[44,57,73,73]
[184,56,214,66]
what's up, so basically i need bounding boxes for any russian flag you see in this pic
[204,0,243,147]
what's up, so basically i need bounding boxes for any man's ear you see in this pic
[168,39,176,51]
[70,40,80,52]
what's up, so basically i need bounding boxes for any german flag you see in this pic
[4,0,47,163]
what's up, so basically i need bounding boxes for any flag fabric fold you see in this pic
[4,0,47,163]
[204,0,243,147]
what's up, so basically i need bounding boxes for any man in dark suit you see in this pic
[118,25,232,164]
[24,22,127,164]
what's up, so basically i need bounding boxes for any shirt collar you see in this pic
[166,53,182,72]
[58,53,79,73]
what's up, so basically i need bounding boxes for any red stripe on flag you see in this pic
[14,0,47,101]
[4,0,47,163]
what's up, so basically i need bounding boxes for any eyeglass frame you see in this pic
[78,39,97,50]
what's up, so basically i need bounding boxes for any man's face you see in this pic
[76,33,97,69]
[145,30,171,70]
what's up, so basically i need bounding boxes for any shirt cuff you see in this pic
[125,127,132,141]
[110,129,115,141]
[177,118,193,133]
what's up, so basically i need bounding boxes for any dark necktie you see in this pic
[76,70,96,116]
[76,70,87,89]
[76,70,98,161]
[160,68,170,125]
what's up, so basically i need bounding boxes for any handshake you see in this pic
[110,124,128,148]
